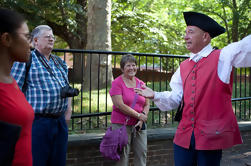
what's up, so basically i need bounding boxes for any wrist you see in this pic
[142,111,148,117]
[137,112,141,119]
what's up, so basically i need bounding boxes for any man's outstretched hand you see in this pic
[134,85,155,99]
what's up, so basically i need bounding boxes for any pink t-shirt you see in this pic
[109,75,146,125]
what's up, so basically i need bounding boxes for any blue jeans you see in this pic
[32,115,68,166]
[174,132,222,166]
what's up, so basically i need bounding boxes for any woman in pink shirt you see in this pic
[109,54,149,166]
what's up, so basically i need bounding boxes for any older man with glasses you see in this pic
[11,25,74,166]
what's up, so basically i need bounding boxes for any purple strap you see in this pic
[131,83,141,109]
[124,82,141,125]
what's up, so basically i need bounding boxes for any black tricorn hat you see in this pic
[183,11,225,38]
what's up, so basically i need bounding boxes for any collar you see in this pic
[34,49,51,60]
[189,44,213,62]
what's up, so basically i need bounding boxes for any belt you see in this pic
[35,112,64,119]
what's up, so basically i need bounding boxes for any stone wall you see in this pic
[67,122,251,166]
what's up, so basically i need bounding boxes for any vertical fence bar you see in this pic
[89,53,92,129]
[234,68,237,115]
[249,67,251,119]
[244,68,247,119]
[105,54,109,127]
[171,57,175,124]
[138,55,140,70]
[164,57,168,124]
[165,57,168,91]
[80,53,84,130]
[97,54,101,128]
[239,68,242,119]
[158,57,161,125]
[152,56,155,125]
[145,56,148,85]
[114,55,116,69]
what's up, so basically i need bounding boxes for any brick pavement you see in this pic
[221,150,251,166]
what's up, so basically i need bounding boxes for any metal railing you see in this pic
[52,49,251,132]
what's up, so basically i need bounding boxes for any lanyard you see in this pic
[34,50,68,87]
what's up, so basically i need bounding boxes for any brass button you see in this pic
[191,117,194,121]
[192,91,195,93]
[192,124,194,127]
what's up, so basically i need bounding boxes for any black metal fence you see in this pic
[52,49,251,133]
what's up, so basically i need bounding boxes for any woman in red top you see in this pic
[0,8,34,166]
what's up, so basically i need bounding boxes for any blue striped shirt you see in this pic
[11,50,68,114]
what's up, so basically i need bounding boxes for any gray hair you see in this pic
[120,54,137,70]
[31,25,52,45]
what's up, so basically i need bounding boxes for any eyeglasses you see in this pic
[18,33,32,42]
[41,34,56,41]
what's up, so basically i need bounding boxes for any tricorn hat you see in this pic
[183,11,225,38]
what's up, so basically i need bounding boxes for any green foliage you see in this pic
[0,0,87,49]
[111,0,250,54]
[1,0,249,52]
[111,0,187,55]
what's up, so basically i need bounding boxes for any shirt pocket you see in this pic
[197,119,234,137]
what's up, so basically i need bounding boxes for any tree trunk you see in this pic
[231,0,239,42]
[85,0,112,90]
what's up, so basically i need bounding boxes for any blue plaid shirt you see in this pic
[11,50,68,114]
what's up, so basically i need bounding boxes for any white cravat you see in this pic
[189,44,213,63]
[153,35,251,111]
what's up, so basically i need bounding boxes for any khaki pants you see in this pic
[112,123,147,166]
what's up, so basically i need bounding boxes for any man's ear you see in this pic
[0,32,12,47]
[203,32,211,43]
[33,37,38,42]
[33,37,38,46]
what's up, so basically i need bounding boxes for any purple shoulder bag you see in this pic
[100,83,140,160]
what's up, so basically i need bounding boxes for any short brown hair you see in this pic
[120,54,137,70]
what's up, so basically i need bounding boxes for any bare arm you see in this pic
[142,98,150,116]
[135,98,150,130]
[111,95,147,122]
[65,97,72,124]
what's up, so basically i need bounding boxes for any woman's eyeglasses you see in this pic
[18,33,32,43]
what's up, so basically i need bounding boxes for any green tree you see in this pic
[0,0,88,49]
[112,0,250,53]
[112,0,186,55]
[179,0,251,45]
